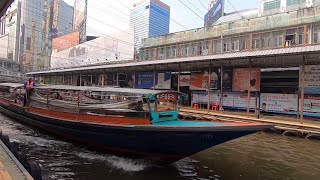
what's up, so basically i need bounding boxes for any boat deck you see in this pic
[152,120,264,127]
[0,141,33,180]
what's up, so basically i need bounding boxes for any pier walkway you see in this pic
[0,141,33,180]
[180,108,320,138]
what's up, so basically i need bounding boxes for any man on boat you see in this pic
[24,78,36,106]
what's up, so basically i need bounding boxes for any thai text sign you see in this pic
[260,93,298,113]
[300,65,320,87]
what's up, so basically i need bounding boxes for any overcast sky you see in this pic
[64,0,260,35]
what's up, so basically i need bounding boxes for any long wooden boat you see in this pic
[0,83,272,162]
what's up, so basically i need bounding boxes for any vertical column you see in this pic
[133,71,136,88]
[62,74,65,85]
[178,63,181,92]
[300,55,306,123]
[247,59,252,117]
[70,74,73,86]
[220,64,224,112]
[90,74,93,86]
[101,72,105,87]
[54,75,56,85]
[79,73,82,86]
[49,75,52,84]
[153,66,156,90]
[207,63,212,112]
[116,72,119,87]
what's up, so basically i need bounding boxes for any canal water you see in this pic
[1,113,320,180]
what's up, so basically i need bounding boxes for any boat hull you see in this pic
[0,104,270,162]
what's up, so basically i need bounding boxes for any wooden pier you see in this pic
[180,108,320,140]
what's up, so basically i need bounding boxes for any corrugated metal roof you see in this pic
[27,45,320,75]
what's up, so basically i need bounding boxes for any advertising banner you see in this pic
[191,91,208,105]
[232,68,261,92]
[192,91,257,110]
[155,72,171,90]
[221,68,232,91]
[190,71,219,90]
[179,75,190,87]
[260,93,298,113]
[135,72,154,89]
[233,94,256,110]
[299,65,320,88]
[302,95,320,113]
[52,32,80,52]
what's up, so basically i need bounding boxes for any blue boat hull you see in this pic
[0,105,269,162]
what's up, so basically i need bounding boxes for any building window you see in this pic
[232,40,239,51]
[254,39,260,49]
[263,0,281,11]
[223,43,230,52]
[313,25,320,44]
[287,0,306,6]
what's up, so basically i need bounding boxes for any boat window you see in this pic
[155,100,177,112]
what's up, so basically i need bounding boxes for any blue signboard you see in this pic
[135,72,154,89]
[204,0,224,28]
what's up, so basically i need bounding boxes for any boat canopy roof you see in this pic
[34,85,174,96]
[0,83,24,88]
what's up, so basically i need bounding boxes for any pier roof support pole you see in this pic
[79,73,82,86]
[207,61,212,112]
[220,63,224,112]
[133,71,136,88]
[62,74,65,85]
[91,73,93,86]
[71,74,73,85]
[116,72,119,87]
[178,63,181,92]
[101,72,105,87]
[153,65,156,90]
[300,55,306,124]
[247,59,252,117]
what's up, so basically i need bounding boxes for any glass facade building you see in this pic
[130,0,170,50]
[0,0,74,72]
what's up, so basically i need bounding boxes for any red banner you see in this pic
[232,68,261,92]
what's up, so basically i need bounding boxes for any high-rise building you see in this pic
[0,0,74,72]
[73,0,87,43]
[260,0,314,15]
[51,0,74,38]
[130,0,170,51]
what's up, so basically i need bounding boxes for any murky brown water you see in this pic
[1,113,320,180]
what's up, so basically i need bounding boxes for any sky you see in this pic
[64,0,260,36]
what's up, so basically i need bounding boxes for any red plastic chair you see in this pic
[212,103,219,111]
[193,103,199,110]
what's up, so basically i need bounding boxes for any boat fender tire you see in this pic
[28,161,42,180]
[1,134,10,147]
[17,152,29,170]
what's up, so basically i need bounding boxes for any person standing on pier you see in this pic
[24,78,36,106]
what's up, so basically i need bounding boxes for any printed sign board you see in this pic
[232,68,261,92]
[260,93,298,113]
